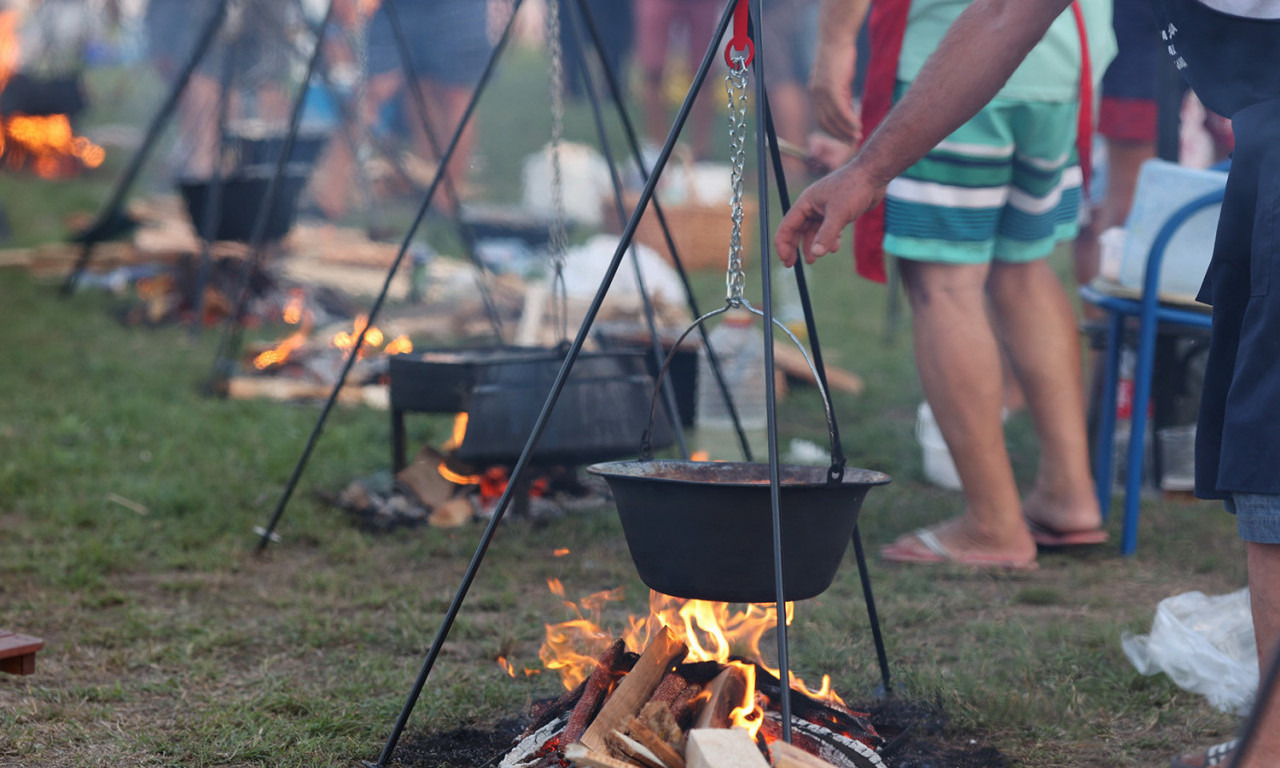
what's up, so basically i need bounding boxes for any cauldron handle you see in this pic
[639,301,847,484]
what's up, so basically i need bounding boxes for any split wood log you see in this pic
[564,639,626,744]
[769,740,841,768]
[647,672,686,706]
[624,715,686,768]
[604,730,667,768]
[577,626,688,753]
[668,682,705,729]
[636,702,686,753]
[225,376,389,409]
[770,345,864,396]
[686,729,769,768]
[692,665,748,730]
[396,445,455,508]
[564,742,646,768]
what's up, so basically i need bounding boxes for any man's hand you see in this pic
[809,43,862,144]
[773,160,886,268]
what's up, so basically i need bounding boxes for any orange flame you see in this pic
[282,289,306,325]
[444,412,468,450]
[384,335,413,355]
[331,314,384,358]
[553,548,571,557]
[497,656,516,677]
[0,12,106,179]
[536,586,847,740]
[437,462,481,486]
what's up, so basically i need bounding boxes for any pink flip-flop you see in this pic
[1026,520,1109,547]
[879,528,1039,571]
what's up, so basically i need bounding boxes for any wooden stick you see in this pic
[647,671,687,706]
[578,626,688,753]
[564,639,626,744]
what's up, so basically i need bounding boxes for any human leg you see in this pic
[987,259,1102,535]
[633,0,673,148]
[1241,539,1280,768]
[885,258,1037,566]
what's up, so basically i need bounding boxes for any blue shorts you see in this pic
[1229,494,1280,544]
[368,0,494,86]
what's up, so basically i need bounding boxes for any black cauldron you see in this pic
[178,171,307,242]
[588,460,890,602]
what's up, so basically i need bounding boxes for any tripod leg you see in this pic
[852,525,893,696]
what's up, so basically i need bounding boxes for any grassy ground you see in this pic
[0,42,1249,768]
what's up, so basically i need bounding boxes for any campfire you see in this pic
[497,586,886,768]
[0,9,105,178]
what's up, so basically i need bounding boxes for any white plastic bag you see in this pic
[1121,588,1258,714]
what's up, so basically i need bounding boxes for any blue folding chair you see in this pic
[1079,187,1223,556]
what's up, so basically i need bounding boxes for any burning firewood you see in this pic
[692,665,749,730]
[577,626,688,753]
[668,682,705,730]
[564,639,627,744]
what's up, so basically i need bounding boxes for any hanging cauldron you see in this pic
[0,73,86,117]
[589,460,888,602]
[451,348,677,466]
[588,304,891,603]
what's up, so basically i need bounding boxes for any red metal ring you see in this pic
[723,38,754,69]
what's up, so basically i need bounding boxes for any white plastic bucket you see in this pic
[916,402,961,490]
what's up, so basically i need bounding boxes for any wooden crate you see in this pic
[610,191,757,272]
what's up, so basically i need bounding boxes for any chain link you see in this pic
[724,55,750,306]
[546,0,570,340]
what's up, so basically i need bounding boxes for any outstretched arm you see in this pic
[809,0,871,144]
[775,0,1075,266]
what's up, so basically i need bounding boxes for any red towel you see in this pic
[852,0,911,284]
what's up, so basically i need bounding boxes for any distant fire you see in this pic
[252,297,413,371]
[0,10,106,178]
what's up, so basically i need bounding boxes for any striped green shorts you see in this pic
[883,83,1083,264]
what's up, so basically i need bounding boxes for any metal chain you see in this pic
[546,0,570,341]
[724,55,750,306]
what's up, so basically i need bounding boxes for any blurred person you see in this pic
[774,1,1280,762]
[793,0,1116,569]
[560,0,634,105]
[365,0,496,211]
[633,0,720,159]
[145,0,293,178]
[758,0,819,181]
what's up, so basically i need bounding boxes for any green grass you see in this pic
[0,39,1250,768]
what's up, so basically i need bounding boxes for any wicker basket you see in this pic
[608,191,757,272]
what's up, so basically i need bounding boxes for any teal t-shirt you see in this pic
[897,0,1118,101]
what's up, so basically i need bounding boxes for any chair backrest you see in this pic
[1118,159,1228,301]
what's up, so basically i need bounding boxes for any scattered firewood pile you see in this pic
[502,626,885,768]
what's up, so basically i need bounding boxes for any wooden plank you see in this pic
[604,730,667,768]
[686,729,769,768]
[0,631,43,676]
[578,626,688,753]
